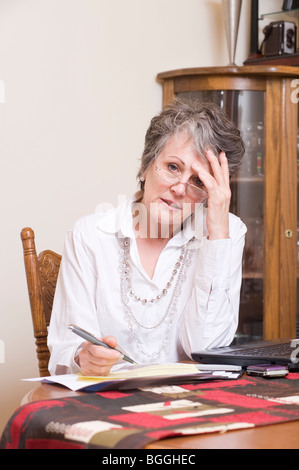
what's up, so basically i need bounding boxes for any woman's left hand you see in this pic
[192,150,231,240]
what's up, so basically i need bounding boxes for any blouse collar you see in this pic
[96,192,207,247]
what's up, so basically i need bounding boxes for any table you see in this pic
[20,382,299,449]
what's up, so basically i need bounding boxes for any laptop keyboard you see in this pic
[228,343,292,357]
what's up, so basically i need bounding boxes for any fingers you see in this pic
[191,149,230,194]
[205,150,229,187]
[192,149,231,240]
[78,336,122,376]
[217,151,230,187]
[102,335,119,349]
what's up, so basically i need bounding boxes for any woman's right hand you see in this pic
[76,335,122,376]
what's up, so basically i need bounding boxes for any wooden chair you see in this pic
[21,228,61,376]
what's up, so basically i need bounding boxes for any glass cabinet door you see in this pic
[178,90,265,343]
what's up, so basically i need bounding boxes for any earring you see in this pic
[140,176,145,182]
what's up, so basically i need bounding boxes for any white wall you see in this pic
[0,0,251,435]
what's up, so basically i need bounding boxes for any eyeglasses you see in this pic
[155,167,208,200]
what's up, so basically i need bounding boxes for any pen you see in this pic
[68,324,138,365]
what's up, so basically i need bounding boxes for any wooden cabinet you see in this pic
[157,66,299,341]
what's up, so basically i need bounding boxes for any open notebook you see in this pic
[23,362,243,392]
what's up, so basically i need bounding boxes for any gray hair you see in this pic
[137,98,245,190]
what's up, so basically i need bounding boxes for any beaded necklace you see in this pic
[119,237,194,359]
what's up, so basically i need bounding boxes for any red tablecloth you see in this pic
[2,374,299,449]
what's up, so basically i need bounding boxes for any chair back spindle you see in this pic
[21,228,61,376]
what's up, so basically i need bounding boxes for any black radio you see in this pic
[263,21,297,56]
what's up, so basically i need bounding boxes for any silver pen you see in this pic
[68,324,138,365]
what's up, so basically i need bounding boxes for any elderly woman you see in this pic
[48,98,246,376]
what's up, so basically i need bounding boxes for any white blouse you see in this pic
[48,195,247,375]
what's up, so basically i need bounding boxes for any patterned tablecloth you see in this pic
[2,374,299,449]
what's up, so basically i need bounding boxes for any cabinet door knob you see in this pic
[284,229,293,239]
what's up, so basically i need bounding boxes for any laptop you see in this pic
[191,338,299,371]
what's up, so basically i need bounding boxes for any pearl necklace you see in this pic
[126,246,184,305]
[119,237,194,359]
